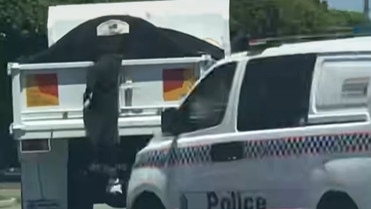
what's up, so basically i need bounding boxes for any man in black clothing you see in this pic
[83,54,123,196]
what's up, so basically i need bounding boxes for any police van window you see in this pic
[237,54,316,131]
[177,62,237,133]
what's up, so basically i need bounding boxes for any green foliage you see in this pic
[230,0,366,37]
[0,0,149,35]
[327,9,367,27]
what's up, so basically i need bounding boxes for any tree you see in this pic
[0,0,146,35]
[230,0,366,38]
[327,9,367,27]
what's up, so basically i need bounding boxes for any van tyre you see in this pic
[317,192,358,209]
[133,193,165,209]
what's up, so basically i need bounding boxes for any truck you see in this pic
[7,0,231,208]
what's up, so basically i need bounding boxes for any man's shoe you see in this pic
[106,178,123,194]
[105,178,126,208]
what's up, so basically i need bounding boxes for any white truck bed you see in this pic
[8,56,213,140]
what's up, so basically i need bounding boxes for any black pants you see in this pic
[88,144,119,179]
[83,54,122,179]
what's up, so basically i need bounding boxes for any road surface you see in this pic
[94,204,118,209]
[0,183,20,190]
[5,203,117,209]
[0,183,118,209]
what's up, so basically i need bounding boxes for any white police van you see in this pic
[127,36,371,209]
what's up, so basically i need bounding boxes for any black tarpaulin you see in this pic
[19,15,224,63]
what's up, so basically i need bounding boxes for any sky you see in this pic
[326,0,363,11]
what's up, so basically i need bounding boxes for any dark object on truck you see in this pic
[18,15,224,63]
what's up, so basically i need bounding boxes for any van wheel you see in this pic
[317,192,358,209]
[133,193,165,209]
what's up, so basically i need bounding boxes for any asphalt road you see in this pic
[0,183,20,190]
[0,182,118,209]
[5,203,116,209]
[94,204,118,209]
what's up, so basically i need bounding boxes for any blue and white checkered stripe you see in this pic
[133,133,371,168]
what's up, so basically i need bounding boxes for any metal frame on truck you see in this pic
[8,56,212,140]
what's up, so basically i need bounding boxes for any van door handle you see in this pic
[210,141,244,162]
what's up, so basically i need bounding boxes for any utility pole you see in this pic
[364,0,370,22]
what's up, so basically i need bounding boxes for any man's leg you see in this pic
[99,144,122,194]
[83,54,123,195]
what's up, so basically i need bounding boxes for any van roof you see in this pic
[261,36,371,57]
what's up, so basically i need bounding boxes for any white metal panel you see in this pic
[19,67,85,113]
[8,57,209,71]
[47,0,231,54]
[122,63,198,109]
[19,139,68,209]
[9,57,212,140]
[261,37,371,57]
[315,55,371,112]
[12,116,161,140]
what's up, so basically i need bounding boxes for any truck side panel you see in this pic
[9,57,211,139]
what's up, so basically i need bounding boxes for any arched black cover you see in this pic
[19,15,224,63]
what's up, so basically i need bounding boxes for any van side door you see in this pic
[232,54,318,209]
[166,61,239,209]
